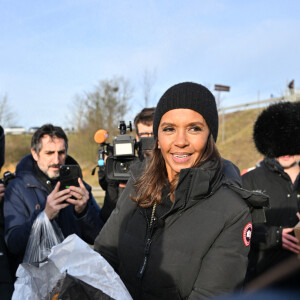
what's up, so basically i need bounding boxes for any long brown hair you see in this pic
[132,134,221,207]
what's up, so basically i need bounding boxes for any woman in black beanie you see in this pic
[95,82,262,299]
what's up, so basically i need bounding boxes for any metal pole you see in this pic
[222,111,225,142]
[217,91,225,142]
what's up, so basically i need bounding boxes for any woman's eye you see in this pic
[190,126,202,132]
[162,127,174,132]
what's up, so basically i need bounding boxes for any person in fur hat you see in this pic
[242,101,300,288]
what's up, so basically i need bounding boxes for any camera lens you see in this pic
[61,166,70,176]
[115,161,130,173]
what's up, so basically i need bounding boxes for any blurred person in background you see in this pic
[242,102,300,289]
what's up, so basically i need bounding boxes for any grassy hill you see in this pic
[217,108,262,172]
[1,107,263,186]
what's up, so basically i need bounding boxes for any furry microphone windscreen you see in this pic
[253,101,300,158]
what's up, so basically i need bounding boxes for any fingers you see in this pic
[46,179,90,219]
[78,177,85,189]
[45,183,72,220]
[0,184,5,201]
[53,181,61,192]
[283,227,294,234]
[68,178,88,201]
[282,228,300,254]
[282,238,300,253]
[297,212,300,221]
[50,185,71,203]
[66,178,89,214]
[0,183,5,192]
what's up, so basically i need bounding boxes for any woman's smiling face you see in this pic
[157,108,210,182]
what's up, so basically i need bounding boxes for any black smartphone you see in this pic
[59,165,82,192]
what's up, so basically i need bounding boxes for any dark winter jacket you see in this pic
[242,158,300,283]
[0,200,14,299]
[4,154,104,264]
[95,159,267,300]
[98,167,123,223]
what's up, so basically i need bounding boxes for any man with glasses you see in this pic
[99,107,155,222]
[134,107,155,139]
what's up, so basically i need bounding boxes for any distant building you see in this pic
[4,126,26,135]
[27,127,39,134]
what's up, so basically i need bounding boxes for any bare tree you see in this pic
[72,77,133,136]
[67,95,86,131]
[0,94,16,127]
[141,69,156,107]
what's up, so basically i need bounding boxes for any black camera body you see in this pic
[105,133,139,181]
[0,171,16,187]
[95,121,155,182]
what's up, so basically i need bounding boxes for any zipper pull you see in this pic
[137,238,152,278]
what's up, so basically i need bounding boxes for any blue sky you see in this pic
[1,0,299,129]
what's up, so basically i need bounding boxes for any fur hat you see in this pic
[253,101,300,157]
[153,82,218,141]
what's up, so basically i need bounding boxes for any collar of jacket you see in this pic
[264,157,285,172]
[131,158,269,223]
[131,158,233,209]
[176,160,222,201]
[264,157,296,180]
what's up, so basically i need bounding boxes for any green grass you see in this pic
[217,108,263,172]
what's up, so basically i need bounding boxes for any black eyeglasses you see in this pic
[138,132,153,138]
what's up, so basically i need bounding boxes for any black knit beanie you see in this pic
[253,101,300,158]
[153,82,218,141]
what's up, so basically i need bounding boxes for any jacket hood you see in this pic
[174,158,241,205]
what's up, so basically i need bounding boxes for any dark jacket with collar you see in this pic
[242,158,300,282]
[0,201,14,299]
[0,125,14,298]
[94,159,266,300]
[4,154,104,265]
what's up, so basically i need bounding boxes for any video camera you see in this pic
[93,121,155,181]
[0,125,16,187]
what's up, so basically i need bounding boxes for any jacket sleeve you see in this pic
[242,173,281,250]
[74,182,104,244]
[94,177,135,271]
[188,206,251,300]
[0,201,13,284]
[4,180,40,256]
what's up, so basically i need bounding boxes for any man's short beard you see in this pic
[45,164,61,179]
[43,169,60,179]
[48,171,60,179]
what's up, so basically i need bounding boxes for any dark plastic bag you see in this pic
[23,211,64,264]
[58,274,114,300]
